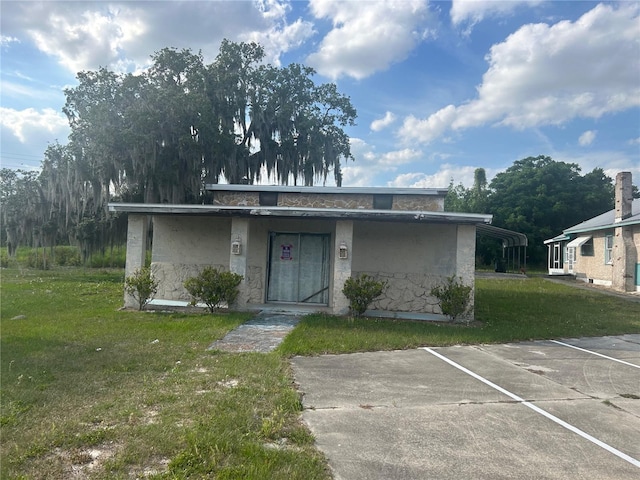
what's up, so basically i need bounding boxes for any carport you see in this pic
[477,224,528,273]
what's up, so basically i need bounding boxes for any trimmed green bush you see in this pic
[430,276,472,322]
[124,266,159,311]
[184,267,243,313]
[342,274,387,317]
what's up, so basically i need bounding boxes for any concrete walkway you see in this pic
[208,313,301,352]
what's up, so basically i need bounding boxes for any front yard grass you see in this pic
[2,268,639,478]
[1,268,329,479]
[277,277,640,355]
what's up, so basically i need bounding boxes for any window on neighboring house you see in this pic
[604,233,614,264]
[580,238,594,256]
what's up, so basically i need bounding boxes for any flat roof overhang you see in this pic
[205,184,449,196]
[108,203,492,225]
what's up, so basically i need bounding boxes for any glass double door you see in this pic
[267,233,330,304]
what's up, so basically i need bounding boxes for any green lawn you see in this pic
[1,268,329,479]
[2,268,639,478]
[278,277,640,355]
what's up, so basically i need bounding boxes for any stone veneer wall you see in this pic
[354,270,447,314]
[214,191,443,212]
[246,265,264,304]
[392,195,443,212]
[151,262,226,301]
[214,192,261,206]
[278,193,372,209]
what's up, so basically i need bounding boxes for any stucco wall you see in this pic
[150,216,231,300]
[351,221,472,315]
[213,191,443,211]
[146,214,477,315]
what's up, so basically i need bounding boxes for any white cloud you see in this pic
[578,130,596,147]
[1,107,68,143]
[388,163,475,188]
[553,151,640,185]
[399,3,640,145]
[370,111,397,132]
[0,107,70,169]
[629,137,640,146]
[450,1,542,29]
[398,106,457,144]
[2,1,309,74]
[342,137,424,186]
[1,35,20,47]
[240,17,316,66]
[378,148,422,166]
[387,164,499,189]
[307,0,431,79]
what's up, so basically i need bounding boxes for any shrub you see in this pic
[430,276,472,322]
[53,246,81,266]
[184,267,243,313]
[124,266,159,311]
[342,274,387,317]
[26,249,50,270]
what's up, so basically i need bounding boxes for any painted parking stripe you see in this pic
[550,340,640,369]
[421,347,640,469]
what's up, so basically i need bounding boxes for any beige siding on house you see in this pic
[573,231,614,285]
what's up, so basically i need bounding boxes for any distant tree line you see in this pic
[445,155,630,267]
[1,40,357,261]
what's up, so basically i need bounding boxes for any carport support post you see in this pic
[124,214,148,309]
[230,217,250,309]
[332,220,353,315]
[457,225,476,319]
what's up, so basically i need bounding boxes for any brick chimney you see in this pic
[615,172,633,222]
[612,172,635,292]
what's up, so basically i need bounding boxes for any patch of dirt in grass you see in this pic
[52,443,118,478]
[142,407,160,425]
[217,378,239,388]
[130,457,171,478]
[50,443,171,479]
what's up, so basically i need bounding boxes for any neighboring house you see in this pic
[109,185,497,318]
[544,172,639,292]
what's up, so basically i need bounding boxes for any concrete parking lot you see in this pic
[292,335,640,480]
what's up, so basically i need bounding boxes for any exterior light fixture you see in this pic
[231,237,242,255]
[338,241,348,259]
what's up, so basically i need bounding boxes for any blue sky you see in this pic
[1,0,638,188]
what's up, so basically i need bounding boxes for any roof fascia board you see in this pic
[107,203,491,224]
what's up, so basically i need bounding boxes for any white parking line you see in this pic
[421,347,640,469]
[550,340,640,369]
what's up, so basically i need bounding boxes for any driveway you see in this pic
[291,335,640,480]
